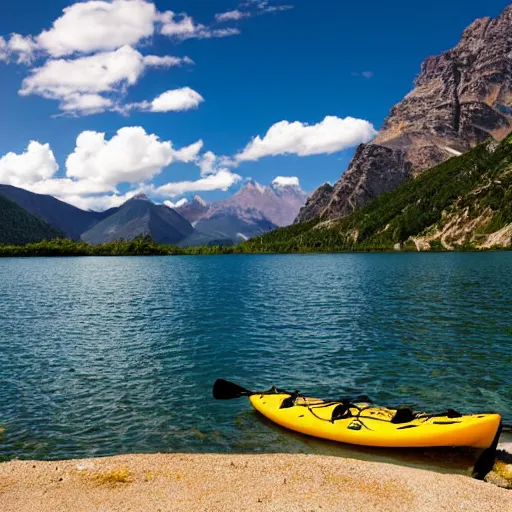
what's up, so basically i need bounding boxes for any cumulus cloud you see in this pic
[0,128,242,210]
[66,127,176,186]
[272,176,300,188]
[150,87,204,112]
[32,0,241,57]
[236,115,377,161]
[6,34,38,64]
[0,141,59,187]
[164,198,188,209]
[121,87,204,115]
[0,37,7,61]
[19,46,192,115]
[36,0,158,57]
[62,191,139,211]
[155,169,242,198]
[171,140,204,163]
[0,0,292,116]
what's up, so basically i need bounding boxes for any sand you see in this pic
[1,453,511,512]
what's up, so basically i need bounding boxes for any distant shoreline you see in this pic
[1,452,511,512]
[0,237,511,258]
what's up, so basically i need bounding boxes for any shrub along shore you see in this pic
[0,234,510,258]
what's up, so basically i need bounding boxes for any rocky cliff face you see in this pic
[298,5,512,223]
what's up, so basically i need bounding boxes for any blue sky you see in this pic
[0,0,509,210]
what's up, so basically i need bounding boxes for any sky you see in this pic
[0,0,509,211]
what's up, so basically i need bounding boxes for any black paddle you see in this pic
[212,379,255,400]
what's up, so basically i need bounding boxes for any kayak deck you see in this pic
[249,393,501,449]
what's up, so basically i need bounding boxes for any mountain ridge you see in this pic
[0,184,114,240]
[246,134,512,252]
[176,180,307,243]
[81,195,195,245]
[0,195,64,245]
[297,5,512,223]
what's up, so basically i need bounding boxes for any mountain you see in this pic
[212,180,307,227]
[189,210,277,244]
[174,195,209,224]
[244,134,512,252]
[0,184,112,240]
[176,181,307,243]
[81,194,194,245]
[0,195,64,245]
[297,5,512,223]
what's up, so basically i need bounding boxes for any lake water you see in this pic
[0,253,511,467]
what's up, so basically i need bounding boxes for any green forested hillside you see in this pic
[242,135,512,253]
[0,196,64,245]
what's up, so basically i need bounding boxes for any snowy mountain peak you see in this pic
[132,193,151,201]
[193,195,207,206]
[271,176,301,190]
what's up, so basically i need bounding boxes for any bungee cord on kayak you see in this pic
[212,378,503,480]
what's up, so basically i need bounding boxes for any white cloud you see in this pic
[215,10,251,22]
[158,10,240,39]
[272,176,300,188]
[164,198,188,209]
[7,34,38,64]
[236,115,377,161]
[215,2,293,23]
[0,0,291,116]
[37,0,157,57]
[197,151,236,177]
[0,36,8,61]
[0,141,59,187]
[66,127,177,186]
[151,87,204,112]
[198,151,217,176]
[143,55,194,67]
[155,169,242,198]
[61,191,138,211]
[121,87,204,115]
[60,93,114,114]
[19,46,192,115]
[172,140,204,163]
[0,128,241,211]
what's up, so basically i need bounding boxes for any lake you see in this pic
[0,253,511,464]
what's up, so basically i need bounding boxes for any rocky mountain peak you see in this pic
[193,195,207,207]
[131,193,151,202]
[242,180,267,194]
[297,4,512,223]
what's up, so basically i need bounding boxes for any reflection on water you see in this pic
[0,253,511,470]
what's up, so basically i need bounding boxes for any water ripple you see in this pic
[0,253,511,460]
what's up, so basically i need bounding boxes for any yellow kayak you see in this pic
[249,393,501,449]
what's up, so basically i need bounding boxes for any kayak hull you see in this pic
[249,393,501,449]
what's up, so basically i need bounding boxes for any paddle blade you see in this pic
[213,379,253,400]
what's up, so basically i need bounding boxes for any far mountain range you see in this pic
[0,180,307,247]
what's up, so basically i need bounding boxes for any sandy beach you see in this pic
[1,452,511,512]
